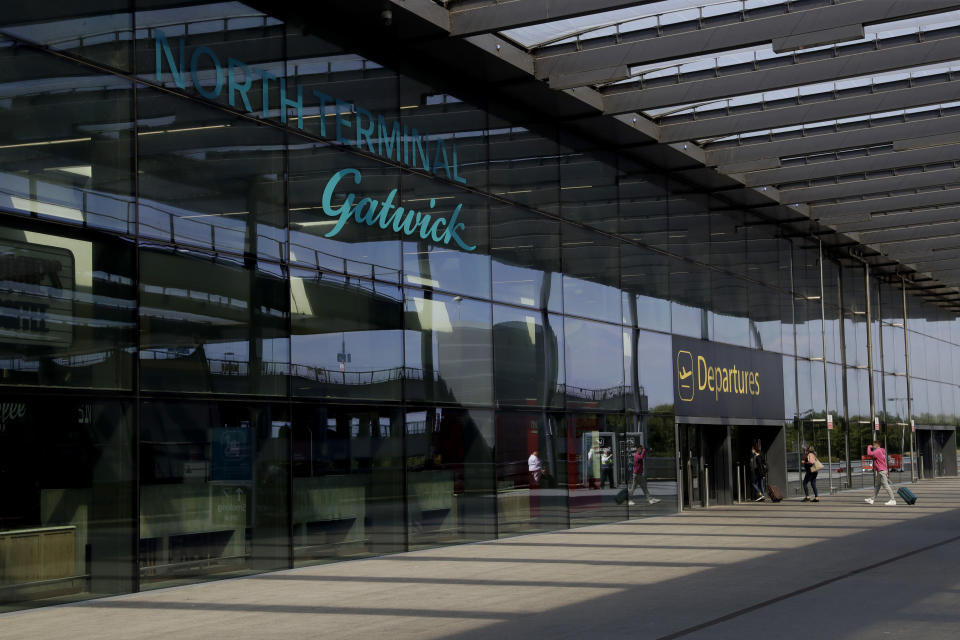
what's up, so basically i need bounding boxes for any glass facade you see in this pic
[1,2,958,611]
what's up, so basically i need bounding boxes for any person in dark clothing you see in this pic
[750,443,767,502]
[600,447,615,489]
[802,445,820,502]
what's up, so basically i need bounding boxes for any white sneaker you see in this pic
[648,498,661,504]
[864,498,874,504]
[627,501,636,506]
[885,499,896,506]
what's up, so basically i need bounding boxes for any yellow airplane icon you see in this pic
[678,367,693,381]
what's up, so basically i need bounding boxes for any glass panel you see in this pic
[568,413,628,525]
[135,3,284,123]
[292,405,404,565]
[405,407,495,549]
[637,329,674,413]
[488,123,559,216]
[559,148,617,232]
[562,225,620,323]
[495,412,568,537]
[1,3,132,70]
[621,243,670,332]
[290,269,403,401]
[619,162,668,250]
[0,42,134,233]
[136,87,286,260]
[139,247,289,395]
[288,144,402,282]
[491,203,561,312]
[0,397,134,610]
[401,172,490,298]
[493,304,564,409]
[404,290,492,406]
[0,223,135,390]
[139,400,290,589]
[563,317,625,411]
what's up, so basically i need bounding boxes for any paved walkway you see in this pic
[4,479,960,640]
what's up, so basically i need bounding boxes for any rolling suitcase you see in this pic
[615,488,630,505]
[766,484,783,502]
[897,486,917,505]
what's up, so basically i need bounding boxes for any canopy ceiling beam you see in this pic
[534,0,955,81]
[449,0,650,38]
[812,187,960,220]
[603,34,960,115]
[780,166,960,203]
[704,113,960,167]
[658,78,960,143]
[740,142,960,187]
[860,220,960,244]
[832,204,960,233]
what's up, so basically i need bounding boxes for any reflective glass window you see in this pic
[0,397,134,609]
[136,88,286,260]
[401,173,490,299]
[1,4,132,71]
[494,412,567,537]
[139,247,289,395]
[139,400,290,588]
[563,317,624,411]
[0,222,135,390]
[637,329,674,414]
[0,41,134,234]
[291,269,403,401]
[493,304,563,409]
[289,145,402,282]
[488,124,559,216]
[292,404,404,564]
[562,225,620,323]
[621,243,670,332]
[403,290,492,407]
[491,203,561,312]
[405,407,495,549]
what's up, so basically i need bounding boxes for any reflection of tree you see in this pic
[646,409,674,458]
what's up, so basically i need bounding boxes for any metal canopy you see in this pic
[409,1,960,303]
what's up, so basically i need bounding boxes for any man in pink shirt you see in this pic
[865,440,897,505]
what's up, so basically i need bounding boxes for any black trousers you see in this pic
[600,467,615,489]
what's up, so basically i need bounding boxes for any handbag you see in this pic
[811,456,824,472]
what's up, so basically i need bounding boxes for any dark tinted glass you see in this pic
[0,222,135,390]
[495,412,568,537]
[404,289,492,406]
[401,173,490,299]
[289,145,402,282]
[292,404,404,564]
[405,407,495,548]
[562,225,620,323]
[1,3,132,71]
[493,304,564,408]
[563,317,625,411]
[291,269,403,401]
[0,41,134,233]
[491,203,562,312]
[0,397,134,610]
[136,87,286,260]
[139,247,289,395]
[139,400,290,588]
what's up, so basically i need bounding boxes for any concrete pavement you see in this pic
[3,479,960,640]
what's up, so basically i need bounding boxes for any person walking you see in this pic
[527,449,542,488]
[750,443,767,502]
[627,444,661,506]
[802,445,820,502]
[865,440,897,505]
[600,447,615,489]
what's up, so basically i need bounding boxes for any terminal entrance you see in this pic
[917,427,958,478]
[679,422,786,509]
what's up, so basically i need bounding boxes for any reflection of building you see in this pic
[2,1,960,613]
